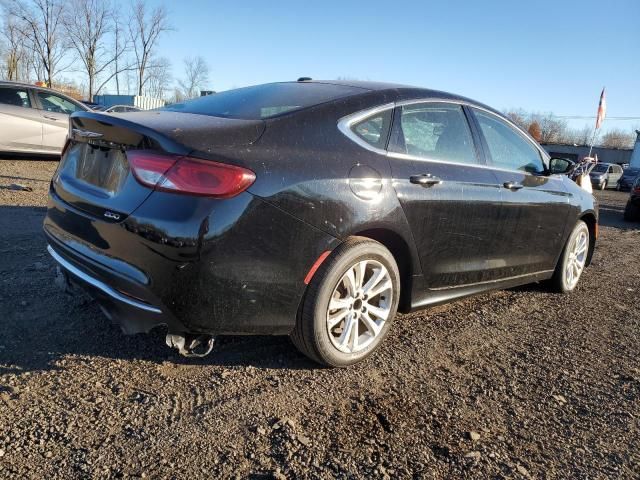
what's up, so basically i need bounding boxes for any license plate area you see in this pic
[69,143,130,195]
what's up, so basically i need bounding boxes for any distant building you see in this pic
[542,143,633,166]
[93,94,165,110]
[200,90,216,96]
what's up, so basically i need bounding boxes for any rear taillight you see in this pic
[127,150,255,198]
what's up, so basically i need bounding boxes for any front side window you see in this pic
[473,109,545,174]
[389,103,478,165]
[351,109,392,149]
[37,92,82,115]
[0,87,31,108]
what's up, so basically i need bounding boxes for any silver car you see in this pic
[0,81,89,155]
[589,162,624,190]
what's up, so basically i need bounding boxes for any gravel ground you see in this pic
[1,159,639,479]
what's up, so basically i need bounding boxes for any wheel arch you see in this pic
[352,227,417,312]
[579,211,597,267]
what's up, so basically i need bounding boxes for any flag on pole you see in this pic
[595,88,606,129]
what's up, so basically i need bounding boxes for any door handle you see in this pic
[410,174,442,187]
[43,115,58,121]
[503,181,524,191]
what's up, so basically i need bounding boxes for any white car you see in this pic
[0,81,89,155]
[96,105,141,113]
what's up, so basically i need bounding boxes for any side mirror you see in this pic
[549,157,574,175]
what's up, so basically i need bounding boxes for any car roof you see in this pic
[0,80,61,93]
[0,80,89,109]
[287,80,502,116]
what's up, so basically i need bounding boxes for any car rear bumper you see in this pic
[44,186,337,336]
[47,243,180,333]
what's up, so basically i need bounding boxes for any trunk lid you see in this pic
[53,111,264,220]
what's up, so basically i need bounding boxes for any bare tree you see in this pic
[535,113,568,144]
[128,0,171,96]
[112,13,129,95]
[144,56,171,99]
[4,0,70,86]
[178,56,209,99]
[600,129,635,149]
[63,0,111,100]
[1,15,28,81]
[63,0,135,100]
[572,125,593,146]
[504,108,530,131]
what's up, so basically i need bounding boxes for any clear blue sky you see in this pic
[149,0,639,132]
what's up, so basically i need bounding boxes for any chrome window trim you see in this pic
[338,99,559,179]
[385,151,562,178]
[47,245,163,314]
[337,102,395,155]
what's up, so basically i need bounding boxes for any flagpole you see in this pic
[587,128,597,158]
[588,86,606,159]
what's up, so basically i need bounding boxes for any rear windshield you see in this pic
[161,82,365,120]
[624,168,639,176]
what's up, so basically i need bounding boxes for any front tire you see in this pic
[599,181,607,191]
[550,220,590,293]
[291,237,400,367]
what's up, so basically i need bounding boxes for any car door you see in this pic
[609,164,622,187]
[34,90,85,153]
[0,86,43,153]
[388,102,504,290]
[469,107,571,277]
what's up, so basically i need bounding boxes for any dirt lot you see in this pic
[1,159,639,479]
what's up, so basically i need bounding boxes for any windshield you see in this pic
[161,82,365,120]
[592,164,608,173]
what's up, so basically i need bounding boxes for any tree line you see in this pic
[0,0,209,102]
[505,109,637,150]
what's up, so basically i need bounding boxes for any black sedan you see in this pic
[624,175,640,221]
[617,167,640,191]
[44,80,598,366]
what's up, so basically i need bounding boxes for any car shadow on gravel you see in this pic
[0,153,59,161]
[0,306,319,375]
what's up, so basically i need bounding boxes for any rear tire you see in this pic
[291,237,400,367]
[624,201,640,222]
[549,220,590,293]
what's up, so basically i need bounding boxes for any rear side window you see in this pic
[351,109,393,149]
[37,92,83,115]
[161,82,365,120]
[0,87,31,108]
[473,109,545,174]
[389,103,478,165]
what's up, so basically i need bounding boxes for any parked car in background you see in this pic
[0,81,89,155]
[94,105,142,113]
[44,80,598,366]
[624,176,640,221]
[617,167,640,191]
[589,162,623,190]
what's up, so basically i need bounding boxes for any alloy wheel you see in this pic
[565,228,588,289]
[326,260,393,353]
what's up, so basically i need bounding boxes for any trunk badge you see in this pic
[73,128,104,139]
[104,211,121,220]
